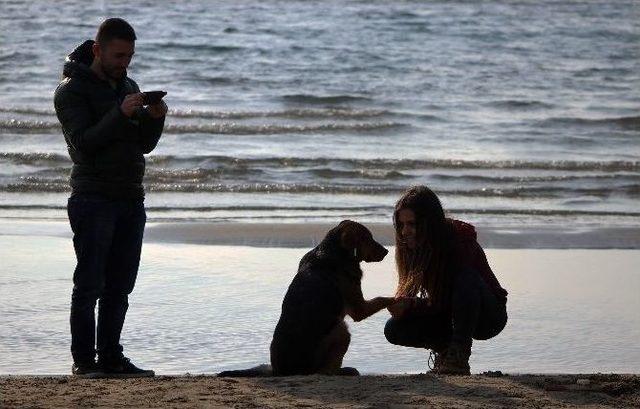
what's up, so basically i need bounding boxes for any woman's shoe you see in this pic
[433,344,470,375]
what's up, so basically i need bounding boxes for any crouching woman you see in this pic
[385,186,508,375]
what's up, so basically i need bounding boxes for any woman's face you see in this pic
[397,208,417,249]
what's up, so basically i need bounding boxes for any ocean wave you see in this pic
[0,152,69,164]
[0,106,439,123]
[574,67,632,77]
[0,203,637,218]
[0,119,60,132]
[163,122,405,134]
[0,204,385,212]
[0,51,38,62]
[538,115,640,129]
[169,107,390,119]
[146,167,407,182]
[197,75,251,85]
[280,94,371,104]
[3,152,638,173]
[145,167,264,180]
[146,156,640,172]
[487,100,555,110]
[310,168,408,180]
[0,106,392,120]
[147,41,244,53]
[0,107,55,116]
[0,119,405,134]
[3,181,70,192]
[429,173,640,183]
[4,179,637,198]
[15,167,637,185]
[448,208,640,217]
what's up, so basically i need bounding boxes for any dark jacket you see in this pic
[54,40,165,198]
[450,219,508,304]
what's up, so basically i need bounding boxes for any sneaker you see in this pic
[98,356,155,378]
[72,361,104,378]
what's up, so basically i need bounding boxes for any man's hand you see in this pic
[387,296,417,318]
[147,100,168,119]
[120,93,144,118]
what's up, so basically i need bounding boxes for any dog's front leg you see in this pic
[348,296,397,322]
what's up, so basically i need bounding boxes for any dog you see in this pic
[218,220,397,377]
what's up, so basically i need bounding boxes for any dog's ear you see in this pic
[339,222,360,254]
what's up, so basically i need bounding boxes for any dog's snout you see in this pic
[376,244,389,261]
[364,240,388,262]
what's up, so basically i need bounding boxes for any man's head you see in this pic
[92,18,136,80]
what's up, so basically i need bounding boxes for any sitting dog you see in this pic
[218,220,397,377]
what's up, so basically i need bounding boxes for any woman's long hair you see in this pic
[393,186,455,308]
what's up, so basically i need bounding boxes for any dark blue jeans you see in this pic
[67,194,146,364]
[384,267,507,352]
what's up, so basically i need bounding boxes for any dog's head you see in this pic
[335,220,388,263]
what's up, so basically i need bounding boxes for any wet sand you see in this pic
[1,220,639,408]
[2,220,640,249]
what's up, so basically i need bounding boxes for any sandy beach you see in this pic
[2,373,639,408]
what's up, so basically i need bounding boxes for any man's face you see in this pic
[96,39,135,80]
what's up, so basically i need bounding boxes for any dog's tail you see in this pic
[217,363,273,377]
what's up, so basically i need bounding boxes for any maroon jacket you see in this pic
[450,219,508,304]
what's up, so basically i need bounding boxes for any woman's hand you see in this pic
[387,296,417,318]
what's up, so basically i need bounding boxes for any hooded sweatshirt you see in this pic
[53,40,165,198]
[450,219,508,304]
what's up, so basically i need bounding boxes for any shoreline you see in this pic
[1,219,639,249]
[1,241,639,375]
[1,374,638,408]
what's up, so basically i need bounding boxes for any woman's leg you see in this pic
[451,267,507,343]
[384,313,450,352]
[473,274,508,340]
[439,267,507,374]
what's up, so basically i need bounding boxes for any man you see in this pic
[54,18,167,378]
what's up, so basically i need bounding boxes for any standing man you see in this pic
[54,18,167,377]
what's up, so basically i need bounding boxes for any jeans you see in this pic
[384,267,507,352]
[67,193,146,363]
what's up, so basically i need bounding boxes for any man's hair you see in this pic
[95,18,136,46]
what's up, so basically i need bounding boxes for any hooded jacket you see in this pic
[450,219,508,304]
[54,40,165,198]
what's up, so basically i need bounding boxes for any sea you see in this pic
[0,0,638,227]
[1,0,640,376]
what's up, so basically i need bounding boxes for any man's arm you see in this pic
[54,82,130,155]
[127,79,166,154]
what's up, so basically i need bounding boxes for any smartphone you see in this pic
[142,91,167,105]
